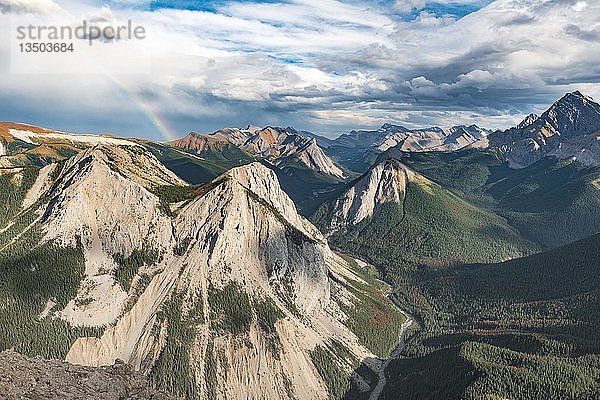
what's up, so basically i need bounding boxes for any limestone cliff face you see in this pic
[37,147,180,327]
[329,158,420,228]
[44,154,372,400]
[171,163,331,317]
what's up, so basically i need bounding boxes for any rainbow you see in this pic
[107,74,181,142]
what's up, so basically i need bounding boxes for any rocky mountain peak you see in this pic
[329,157,419,228]
[539,91,600,137]
[560,90,593,103]
[379,123,408,133]
[517,113,540,129]
[375,124,489,152]
[223,162,305,226]
[485,91,600,168]
[171,126,344,178]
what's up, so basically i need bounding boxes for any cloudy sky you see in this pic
[1,0,599,140]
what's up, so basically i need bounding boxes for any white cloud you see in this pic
[0,0,599,138]
[394,0,426,13]
[0,0,62,14]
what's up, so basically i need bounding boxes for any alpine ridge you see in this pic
[170,126,345,178]
[328,158,419,228]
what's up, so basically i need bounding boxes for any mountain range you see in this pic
[169,126,345,178]
[1,90,599,400]
[303,91,600,174]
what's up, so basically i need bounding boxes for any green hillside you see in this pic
[143,141,255,185]
[377,233,600,400]
[313,175,538,284]
[399,150,600,247]
[315,158,600,399]
[381,341,600,400]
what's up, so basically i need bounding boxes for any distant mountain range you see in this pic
[307,90,600,172]
[325,123,490,153]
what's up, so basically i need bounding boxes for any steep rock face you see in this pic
[172,164,330,315]
[0,141,185,330]
[41,147,177,327]
[329,158,421,227]
[488,91,600,168]
[278,135,345,177]
[62,161,375,400]
[22,163,56,209]
[517,113,539,129]
[171,126,345,178]
[533,91,600,138]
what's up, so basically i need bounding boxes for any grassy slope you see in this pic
[383,341,600,400]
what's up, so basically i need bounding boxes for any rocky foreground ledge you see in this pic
[0,350,177,400]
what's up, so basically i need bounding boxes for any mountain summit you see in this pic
[489,91,600,167]
[328,158,418,228]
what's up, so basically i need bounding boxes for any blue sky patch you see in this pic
[149,0,284,12]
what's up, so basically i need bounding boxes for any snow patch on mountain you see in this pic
[9,129,140,147]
